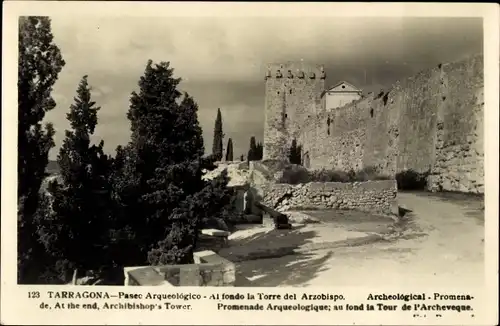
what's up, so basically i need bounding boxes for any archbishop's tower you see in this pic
[263,62,326,161]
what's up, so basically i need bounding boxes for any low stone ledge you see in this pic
[262,180,398,215]
[124,250,235,287]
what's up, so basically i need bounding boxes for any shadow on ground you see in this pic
[219,225,333,286]
[234,250,334,287]
[221,225,316,261]
[302,210,395,234]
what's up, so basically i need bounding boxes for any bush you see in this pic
[278,165,311,184]
[396,169,430,190]
[309,169,351,182]
[278,165,393,184]
[354,166,392,182]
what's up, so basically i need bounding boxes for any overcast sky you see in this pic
[45,16,483,159]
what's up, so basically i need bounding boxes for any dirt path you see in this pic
[235,192,485,287]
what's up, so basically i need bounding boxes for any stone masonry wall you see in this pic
[261,180,398,215]
[297,55,484,193]
[264,62,325,161]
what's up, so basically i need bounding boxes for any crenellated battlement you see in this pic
[263,61,326,161]
[265,62,326,80]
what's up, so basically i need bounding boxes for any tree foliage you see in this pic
[18,32,234,282]
[289,139,302,165]
[247,137,263,161]
[212,108,224,161]
[255,142,263,160]
[18,16,65,284]
[111,60,230,266]
[41,76,115,282]
[225,138,233,161]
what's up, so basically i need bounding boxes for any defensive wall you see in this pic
[295,54,484,194]
[259,180,398,215]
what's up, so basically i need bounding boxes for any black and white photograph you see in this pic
[2,2,498,325]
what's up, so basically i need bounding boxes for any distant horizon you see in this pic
[44,16,483,160]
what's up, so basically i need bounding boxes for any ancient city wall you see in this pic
[298,54,484,194]
[260,180,398,215]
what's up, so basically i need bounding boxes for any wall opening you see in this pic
[277,91,280,94]
[370,108,374,118]
[289,89,292,94]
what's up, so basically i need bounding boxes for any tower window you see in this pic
[289,89,292,94]
[370,108,374,118]
[284,114,287,118]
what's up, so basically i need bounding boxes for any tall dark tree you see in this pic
[247,136,257,161]
[256,142,264,160]
[112,60,230,266]
[212,108,224,161]
[18,16,65,284]
[225,138,234,161]
[289,139,302,165]
[40,76,114,282]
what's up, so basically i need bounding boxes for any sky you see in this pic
[45,16,483,160]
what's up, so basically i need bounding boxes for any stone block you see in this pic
[179,265,202,286]
[125,250,236,287]
[126,266,165,286]
[223,270,236,285]
[202,229,230,237]
[308,182,325,191]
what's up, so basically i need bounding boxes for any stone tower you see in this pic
[263,62,326,161]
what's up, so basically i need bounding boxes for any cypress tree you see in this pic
[225,138,233,161]
[41,76,114,282]
[18,16,65,284]
[112,60,231,266]
[212,108,224,161]
[256,142,264,160]
[247,136,257,161]
[289,139,302,165]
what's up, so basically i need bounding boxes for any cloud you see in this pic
[45,16,483,159]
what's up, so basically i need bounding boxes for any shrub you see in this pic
[278,165,311,184]
[309,169,351,182]
[278,165,393,184]
[354,166,392,182]
[396,169,430,190]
